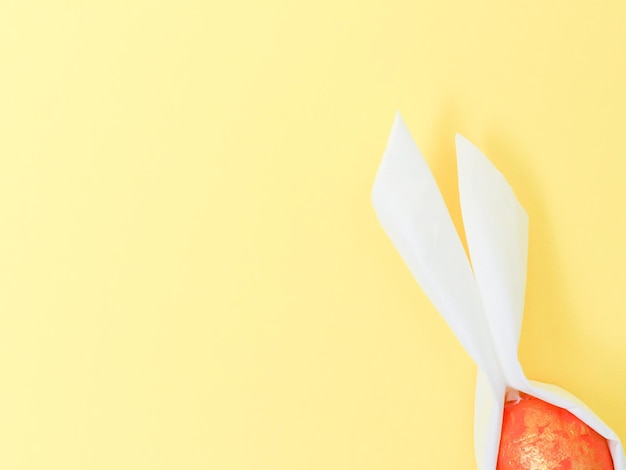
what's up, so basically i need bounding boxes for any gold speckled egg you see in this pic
[497,393,613,470]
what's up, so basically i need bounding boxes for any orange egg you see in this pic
[497,392,613,470]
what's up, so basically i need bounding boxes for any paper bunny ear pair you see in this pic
[371,113,625,470]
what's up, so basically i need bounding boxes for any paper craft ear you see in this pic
[372,114,504,390]
[455,135,529,391]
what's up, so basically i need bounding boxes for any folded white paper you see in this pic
[372,113,625,469]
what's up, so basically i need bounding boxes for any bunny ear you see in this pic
[372,114,504,390]
[456,136,626,469]
[455,134,529,390]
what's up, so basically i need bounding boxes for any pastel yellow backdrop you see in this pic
[1,1,624,469]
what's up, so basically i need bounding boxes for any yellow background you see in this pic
[1,1,625,468]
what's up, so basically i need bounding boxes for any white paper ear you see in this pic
[371,113,504,393]
[455,134,529,391]
[455,134,625,469]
